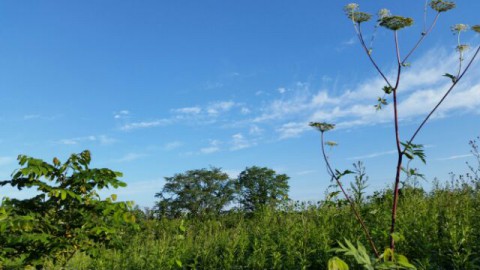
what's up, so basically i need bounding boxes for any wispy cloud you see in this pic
[436,154,473,161]
[121,101,240,132]
[230,133,255,151]
[114,110,130,119]
[296,170,317,176]
[121,119,171,131]
[200,140,222,154]
[112,153,146,163]
[172,107,202,115]
[58,135,117,145]
[347,150,397,160]
[164,141,183,151]
[260,47,480,139]
[206,101,236,115]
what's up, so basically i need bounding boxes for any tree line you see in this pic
[154,166,290,218]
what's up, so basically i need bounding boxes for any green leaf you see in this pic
[328,257,349,270]
[404,152,414,160]
[443,73,457,83]
[60,190,67,200]
[382,86,393,94]
[472,25,480,33]
[391,232,405,243]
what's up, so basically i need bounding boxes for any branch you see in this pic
[357,24,393,88]
[407,45,480,147]
[320,132,380,258]
[402,13,440,64]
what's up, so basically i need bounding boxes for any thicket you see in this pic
[50,157,480,269]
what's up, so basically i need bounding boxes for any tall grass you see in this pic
[52,173,480,270]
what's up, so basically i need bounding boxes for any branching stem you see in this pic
[320,132,380,258]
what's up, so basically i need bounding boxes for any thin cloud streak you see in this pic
[436,154,473,161]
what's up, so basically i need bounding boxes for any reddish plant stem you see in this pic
[389,31,404,252]
[402,13,440,64]
[407,45,480,147]
[320,132,380,258]
[357,24,393,88]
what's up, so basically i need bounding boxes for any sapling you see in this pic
[311,0,480,267]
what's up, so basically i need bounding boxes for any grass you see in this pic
[45,172,480,270]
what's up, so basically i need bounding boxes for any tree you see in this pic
[236,166,289,212]
[155,167,235,218]
[0,150,137,268]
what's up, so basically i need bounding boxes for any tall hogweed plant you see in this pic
[310,1,480,269]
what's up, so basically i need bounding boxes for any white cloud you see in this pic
[172,107,202,114]
[121,119,171,131]
[436,154,473,161]
[164,141,183,150]
[253,47,480,138]
[296,170,317,176]
[98,135,117,145]
[278,87,286,94]
[200,140,221,154]
[347,150,397,160]
[58,135,117,145]
[249,125,263,135]
[240,107,251,114]
[114,110,130,119]
[112,153,146,163]
[230,133,255,151]
[277,122,311,139]
[207,101,235,115]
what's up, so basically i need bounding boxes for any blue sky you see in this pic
[1,1,480,208]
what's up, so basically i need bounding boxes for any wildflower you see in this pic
[344,3,371,24]
[344,3,359,12]
[430,0,456,13]
[309,122,335,133]
[378,9,391,20]
[379,16,414,31]
[451,24,469,33]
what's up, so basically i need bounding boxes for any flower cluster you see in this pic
[451,24,468,33]
[379,16,414,31]
[344,3,372,24]
[309,122,335,133]
[430,0,456,13]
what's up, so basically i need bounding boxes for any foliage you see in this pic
[154,167,235,218]
[330,240,416,270]
[236,166,290,212]
[43,163,480,269]
[0,150,136,268]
